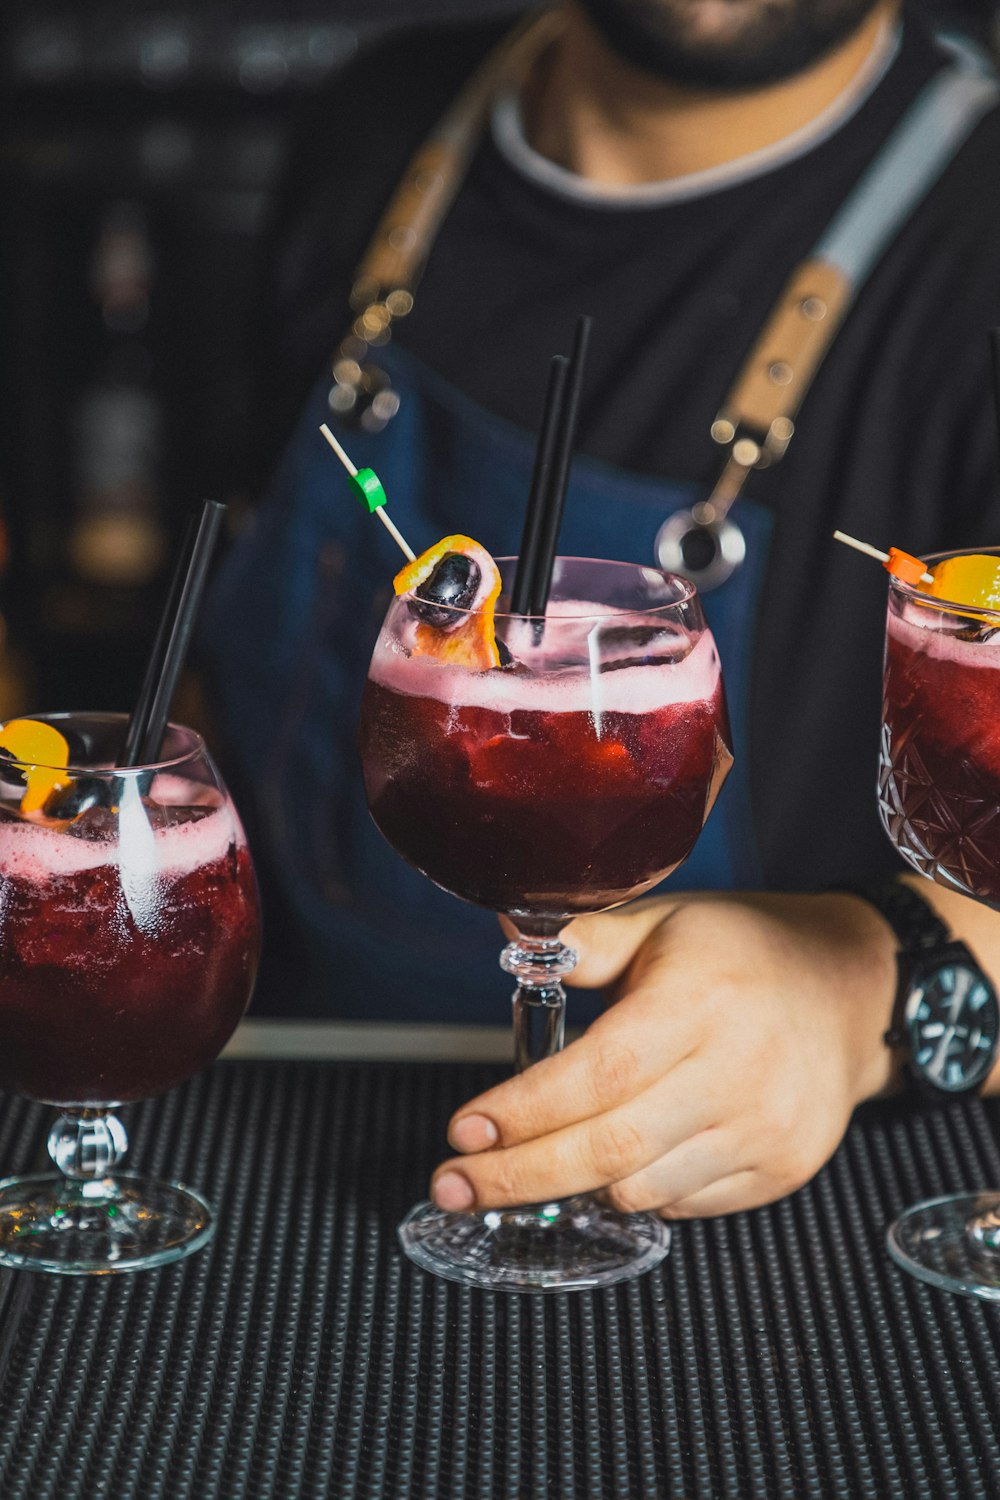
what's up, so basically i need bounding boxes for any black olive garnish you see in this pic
[410,552,482,630]
[43,777,116,821]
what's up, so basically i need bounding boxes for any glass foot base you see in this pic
[0,1170,215,1275]
[887,1191,1000,1300]
[399,1195,670,1291]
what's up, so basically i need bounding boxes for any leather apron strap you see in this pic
[330,10,1000,520]
[703,39,1000,526]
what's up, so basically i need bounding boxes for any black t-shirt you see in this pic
[264,10,1000,891]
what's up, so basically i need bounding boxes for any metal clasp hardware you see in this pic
[327,287,414,432]
[655,415,794,592]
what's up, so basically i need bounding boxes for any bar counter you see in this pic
[2,1020,1000,1499]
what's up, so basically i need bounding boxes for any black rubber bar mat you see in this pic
[2,1060,1000,1499]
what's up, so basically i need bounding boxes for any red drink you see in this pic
[881,593,1000,906]
[368,559,731,1292]
[0,778,260,1105]
[361,610,730,917]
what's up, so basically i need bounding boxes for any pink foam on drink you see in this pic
[372,603,722,714]
[890,599,1000,669]
[0,774,242,882]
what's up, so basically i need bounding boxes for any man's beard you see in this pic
[573,0,888,88]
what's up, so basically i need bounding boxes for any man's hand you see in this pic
[430,893,899,1219]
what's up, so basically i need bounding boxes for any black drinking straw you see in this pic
[118,516,197,768]
[527,314,592,618]
[119,500,226,767]
[511,354,570,616]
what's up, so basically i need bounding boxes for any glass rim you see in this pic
[398,555,698,624]
[888,547,1000,626]
[0,712,207,776]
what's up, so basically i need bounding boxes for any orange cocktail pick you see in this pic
[833,530,934,586]
[834,531,1000,612]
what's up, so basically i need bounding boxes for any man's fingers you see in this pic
[657,1170,761,1219]
[601,1128,737,1215]
[562,897,680,989]
[434,1076,715,1212]
[448,995,699,1152]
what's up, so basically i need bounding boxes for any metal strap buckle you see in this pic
[655,417,793,592]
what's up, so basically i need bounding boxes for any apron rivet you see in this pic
[800,295,827,320]
[357,304,391,339]
[328,384,358,416]
[333,357,363,387]
[338,335,368,364]
[732,437,761,467]
[414,169,444,194]
[767,360,793,386]
[360,388,401,432]
[388,225,417,251]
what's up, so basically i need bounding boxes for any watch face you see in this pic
[905,958,999,1093]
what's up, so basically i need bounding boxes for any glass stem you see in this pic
[501,930,577,1073]
[967,1205,1000,1254]
[48,1109,128,1190]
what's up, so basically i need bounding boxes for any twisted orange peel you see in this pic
[394,535,502,671]
[0,719,71,813]
[926,554,1000,614]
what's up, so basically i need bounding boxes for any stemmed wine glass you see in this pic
[880,550,1000,1298]
[359,557,732,1290]
[0,713,260,1274]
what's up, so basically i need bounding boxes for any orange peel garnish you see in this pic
[0,719,71,814]
[926,555,1000,614]
[394,535,502,671]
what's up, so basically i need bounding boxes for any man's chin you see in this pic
[573,0,886,90]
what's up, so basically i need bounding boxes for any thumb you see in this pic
[562,895,683,989]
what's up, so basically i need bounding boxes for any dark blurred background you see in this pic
[1,0,997,723]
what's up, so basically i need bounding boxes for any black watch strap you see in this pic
[838,878,997,1098]
[837,878,950,955]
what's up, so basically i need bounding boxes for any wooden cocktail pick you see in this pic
[833,530,934,585]
[319,424,415,561]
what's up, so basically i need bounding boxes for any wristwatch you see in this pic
[844,880,1000,1098]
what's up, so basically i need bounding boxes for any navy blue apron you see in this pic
[202,37,997,1023]
[203,341,766,1023]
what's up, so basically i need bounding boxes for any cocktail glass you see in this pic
[880,549,1000,1297]
[359,557,733,1290]
[0,712,260,1274]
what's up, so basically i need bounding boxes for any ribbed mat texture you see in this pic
[2,1061,1000,1499]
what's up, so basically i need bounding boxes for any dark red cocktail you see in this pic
[881,584,1000,906]
[0,792,259,1105]
[0,713,260,1275]
[361,663,727,916]
[363,558,733,1293]
[879,553,1000,1300]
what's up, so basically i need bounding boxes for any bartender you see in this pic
[203,0,1000,1217]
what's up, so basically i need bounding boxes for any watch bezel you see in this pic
[899,941,999,1097]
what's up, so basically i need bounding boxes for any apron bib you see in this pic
[203,34,996,1022]
[204,342,766,1022]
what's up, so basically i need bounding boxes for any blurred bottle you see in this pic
[69,201,167,588]
[0,481,31,719]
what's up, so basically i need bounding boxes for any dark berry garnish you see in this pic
[43,777,115,821]
[0,748,26,786]
[410,552,482,630]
